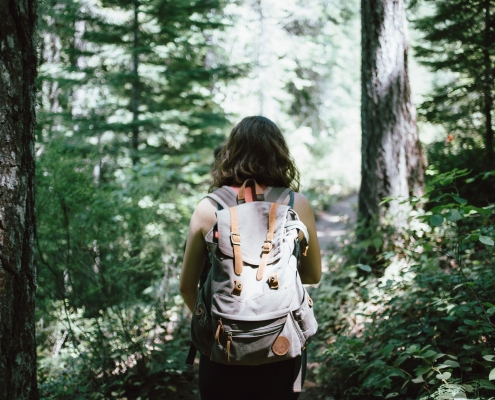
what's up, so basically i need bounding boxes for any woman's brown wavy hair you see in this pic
[211,116,300,191]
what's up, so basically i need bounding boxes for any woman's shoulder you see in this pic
[290,192,314,219]
[193,197,219,220]
[190,197,218,235]
[292,191,310,204]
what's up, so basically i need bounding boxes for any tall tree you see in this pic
[83,0,230,165]
[0,0,39,398]
[414,0,495,162]
[34,1,237,396]
[359,0,424,225]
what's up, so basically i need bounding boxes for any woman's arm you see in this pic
[179,198,217,312]
[292,193,322,284]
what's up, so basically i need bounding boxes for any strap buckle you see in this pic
[230,232,241,245]
[262,240,273,252]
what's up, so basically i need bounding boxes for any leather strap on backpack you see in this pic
[237,179,264,203]
[256,203,278,281]
[229,207,243,275]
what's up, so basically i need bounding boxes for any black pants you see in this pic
[198,351,306,400]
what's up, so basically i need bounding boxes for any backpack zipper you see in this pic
[225,322,284,338]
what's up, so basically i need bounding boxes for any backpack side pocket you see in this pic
[292,292,318,348]
[191,289,214,357]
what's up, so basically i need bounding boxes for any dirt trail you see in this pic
[315,193,358,254]
[299,193,358,400]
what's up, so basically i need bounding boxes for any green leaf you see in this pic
[462,384,474,392]
[480,236,494,246]
[358,264,372,272]
[483,355,495,362]
[394,355,409,367]
[480,379,495,389]
[411,376,424,384]
[490,368,495,381]
[452,195,467,205]
[446,209,463,221]
[465,206,492,217]
[423,350,438,358]
[444,360,460,368]
[372,237,383,249]
[415,365,431,376]
[379,196,396,205]
[487,307,495,316]
[436,372,451,380]
[380,344,395,357]
[430,214,444,226]
[385,393,399,399]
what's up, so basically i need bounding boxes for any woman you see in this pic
[180,116,322,400]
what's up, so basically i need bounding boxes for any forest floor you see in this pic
[173,194,358,400]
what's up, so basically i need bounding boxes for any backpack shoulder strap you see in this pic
[265,187,294,207]
[205,186,238,209]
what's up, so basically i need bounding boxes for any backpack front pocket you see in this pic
[210,314,301,365]
[291,292,318,348]
[191,290,214,357]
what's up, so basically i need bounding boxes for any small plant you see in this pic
[312,169,495,399]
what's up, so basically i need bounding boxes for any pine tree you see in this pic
[35,2,237,395]
[37,0,88,140]
[414,0,495,161]
[81,0,231,165]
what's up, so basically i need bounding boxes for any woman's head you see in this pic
[211,116,300,191]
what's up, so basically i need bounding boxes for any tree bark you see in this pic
[483,0,494,161]
[0,0,39,399]
[131,0,140,165]
[359,0,424,226]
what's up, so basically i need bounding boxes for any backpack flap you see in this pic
[215,202,290,266]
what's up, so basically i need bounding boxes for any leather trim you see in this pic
[272,335,290,356]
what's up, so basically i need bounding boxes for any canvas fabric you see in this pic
[188,181,317,392]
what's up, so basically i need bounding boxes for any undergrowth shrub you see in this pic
[313,169,495,400]
[36,141,203,399]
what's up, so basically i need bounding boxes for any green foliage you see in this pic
[35,138,208,398]
[412,0,495,158]
[313,170,495,399]
[425,142,495,206]
[35,0,234,397]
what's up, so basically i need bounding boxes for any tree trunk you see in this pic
[0,0,39,399]
[359,0,424,226]
[131,0,140,165]
[483,0,494,161]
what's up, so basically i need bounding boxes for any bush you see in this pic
[313,170,495,400]
[35,140,206,399]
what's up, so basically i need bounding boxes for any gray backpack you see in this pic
[188,179,318,392]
